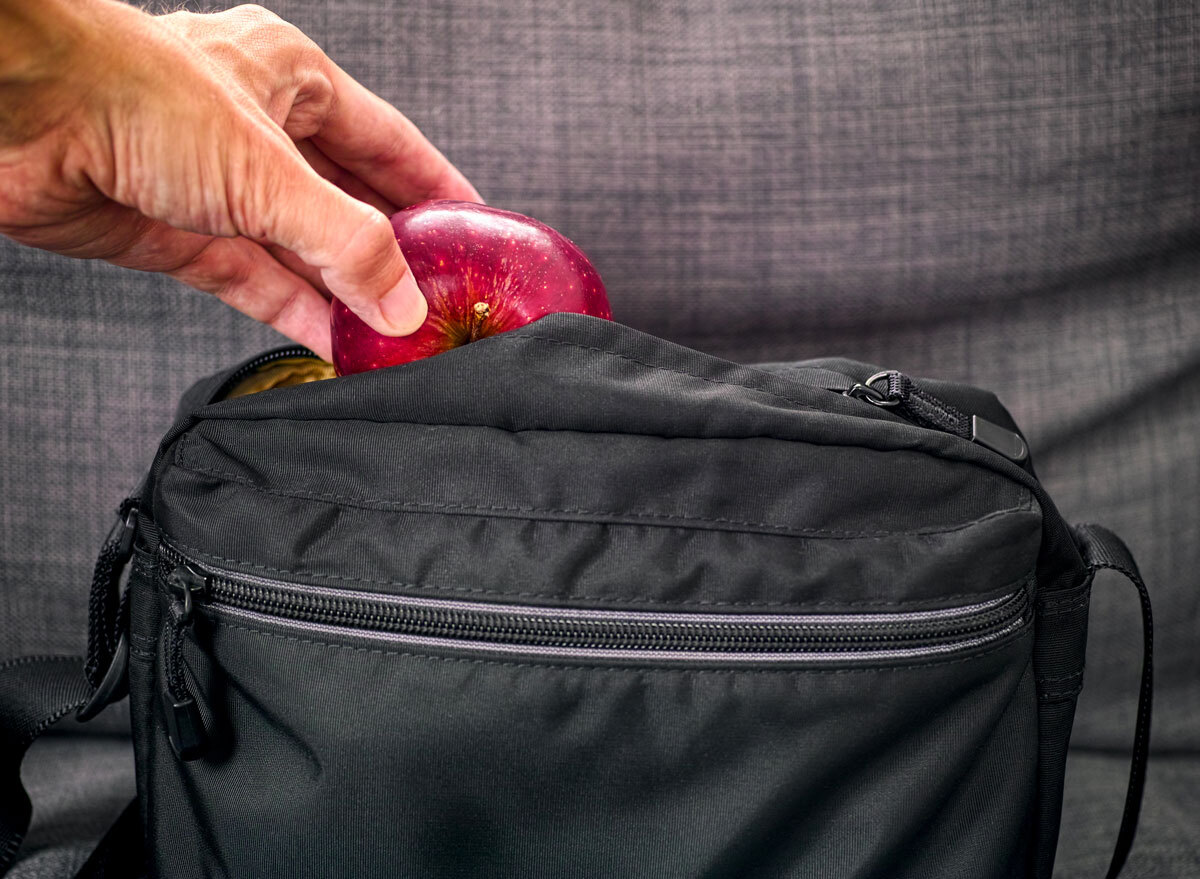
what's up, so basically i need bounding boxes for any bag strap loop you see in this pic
[1071,523,1154,879]
[82,499,139,703]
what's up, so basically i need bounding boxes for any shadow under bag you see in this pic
[1,314,1152,878]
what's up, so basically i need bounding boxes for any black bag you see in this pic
[1,315,1152,878]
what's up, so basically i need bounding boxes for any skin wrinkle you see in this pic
[264,280,313,331]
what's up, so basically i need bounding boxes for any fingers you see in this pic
[310,63,483,207]
[294,139,397,216]
[237,142,426,336]
[167,235,336,362]
[262,240,332,296]
[80,204,341,361]
[96,4,451,340]
[154,3,480,209]
[16,191,340,360]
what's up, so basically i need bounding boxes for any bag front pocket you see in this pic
[158,540,1029,669]
[137,540,1039,879]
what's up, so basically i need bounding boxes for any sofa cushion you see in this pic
[2,0,1197,874]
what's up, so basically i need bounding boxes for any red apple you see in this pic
[330,200,611,375]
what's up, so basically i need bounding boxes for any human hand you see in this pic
[0,0,480,361]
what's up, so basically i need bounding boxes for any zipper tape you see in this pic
[157,544,1031,663]
[211,603,1030,664]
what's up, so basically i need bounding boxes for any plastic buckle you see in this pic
[112,503,139,562]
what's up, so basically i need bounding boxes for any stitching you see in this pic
[207,615,1030,677]
[159,531,1038,609]
[1036,596,1092,617]
[1036,587,1090,607]
[174,437,1034,539]
[0,654,82,673]
[1037,671,1084,684]
[1033,580,1090,607]
[130,632,157,650]
[1039,686,1084,702]
[909,387,964,426]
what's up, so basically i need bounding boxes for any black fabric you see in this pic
[2,315,1148,877]
[0,657,92,873]
[107,314,1143,878]
[1071,525,1154,879]
[73,799,144,879]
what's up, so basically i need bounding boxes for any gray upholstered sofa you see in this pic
[3,0,1198,875]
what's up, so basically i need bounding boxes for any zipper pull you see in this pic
[161,562,209,760]
[846,371,1029,463]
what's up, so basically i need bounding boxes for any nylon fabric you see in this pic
[119,316,1100,878]
[1,0,1190,873]
[1071,525,1155,879]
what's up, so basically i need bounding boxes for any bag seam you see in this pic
[1037,670,1084,684]
[1036,596,1091,617]
[174,432,1035,539]
[156,531,1037,609]
[493,332,827,412]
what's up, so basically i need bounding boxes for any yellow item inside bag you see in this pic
[223,356,338,399]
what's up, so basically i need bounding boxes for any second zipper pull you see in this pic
[161,562,210,761]
[846,371,1029,463]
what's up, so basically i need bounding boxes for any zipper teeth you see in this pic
[158,543,1030,658]
[210,346,316,402]
[212,604,1029,664]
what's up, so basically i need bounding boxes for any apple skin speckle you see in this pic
[330,200,611,376]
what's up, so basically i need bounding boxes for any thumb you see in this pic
[246,148,426,336]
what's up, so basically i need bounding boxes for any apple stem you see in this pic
[469,301,491,343]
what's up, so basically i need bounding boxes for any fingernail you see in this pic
[377,272,428,335]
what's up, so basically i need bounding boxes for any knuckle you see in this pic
[364,136,409,172]
[227,4,306,49]
[360,208,395,240]
[229,4,278,24]
[265,284,307,328]
[213,253,255,298]
[157,9,196,30]
[356,211,400,261]
[293,41,328,77]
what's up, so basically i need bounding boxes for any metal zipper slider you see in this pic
[167,562,208,622]
[162,562,210,761]
[846,371,1028,463]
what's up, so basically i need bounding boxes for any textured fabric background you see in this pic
[3,0,1198,874]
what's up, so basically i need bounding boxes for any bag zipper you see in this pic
[843,371,1028,463]
[214,347,1028,465]
[209,345,317,404]
[155,541,1031,760]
